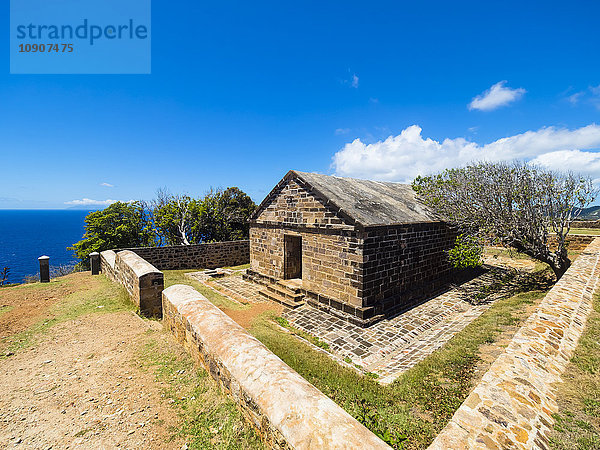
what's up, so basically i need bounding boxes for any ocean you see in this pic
[0,210,92,283]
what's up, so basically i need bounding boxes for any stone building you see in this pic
[245,170,456,326]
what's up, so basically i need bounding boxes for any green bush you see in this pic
[448,233,483,269]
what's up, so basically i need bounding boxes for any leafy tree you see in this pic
[149,189,201,246]
[193,187,257,242]
[70,201,155,268]
[150,187,257,245]
[413,161,596,279]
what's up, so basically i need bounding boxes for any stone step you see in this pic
[266,283,304,301]
[259,288,304,309]
[276,279,303,294]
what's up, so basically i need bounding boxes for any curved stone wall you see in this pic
[162,284,391,450]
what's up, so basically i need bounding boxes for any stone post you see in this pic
[89,252,100,275]
[38,255,50,283]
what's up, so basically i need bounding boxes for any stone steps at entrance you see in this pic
[259,281,305,308]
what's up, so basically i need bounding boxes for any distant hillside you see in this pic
[575,206,600,220]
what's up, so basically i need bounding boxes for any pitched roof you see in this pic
[252,170,441,227]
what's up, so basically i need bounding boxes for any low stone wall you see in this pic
[430,237,600,449]
[548,234,595,251]
[571,220,600,228]
[162,284,391,450]
[100,250,117,281]
[100,249,163,317]
[123,240,249,270]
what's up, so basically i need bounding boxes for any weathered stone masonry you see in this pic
[123,240,249,270]
[162,284,391,450]
[248,171,456,326]
[430,237,600,449]
[100,249,163,317]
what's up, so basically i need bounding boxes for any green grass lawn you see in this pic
[163,269,547,449]
[567,228,600,236]
[549,293,600,449]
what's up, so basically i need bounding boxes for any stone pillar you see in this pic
[89,252,100,275]
[38,255,50,283]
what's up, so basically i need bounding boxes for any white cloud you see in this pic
[65,198,118,206]
[332,124,600,182]
[565,85,600,109]
[351,74,359,88]
[335,128,351,135]
[100,182,114,187]
[468,81,526,111]
[567,92,583,105]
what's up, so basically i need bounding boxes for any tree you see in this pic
[192,187,257,242]
[70,201,156,268]
[412,161,596,279]
[149,189,200,246]
[149,187,257,245]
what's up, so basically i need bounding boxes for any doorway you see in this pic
[284,235,302,279]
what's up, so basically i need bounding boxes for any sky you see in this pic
[2,0,600,209]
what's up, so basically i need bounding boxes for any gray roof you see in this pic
[253,170,441,227]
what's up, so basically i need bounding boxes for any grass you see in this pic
[1,275,134,356]
[163,270,247,311]
[249,289,545,449]
[224,263,251,271]
[549,292,600,449]
[161,266,548,448]
[137,329,263,449]
[567,228,600,236]
[0,305,14,318]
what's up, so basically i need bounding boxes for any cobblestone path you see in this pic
[199,267,524,383]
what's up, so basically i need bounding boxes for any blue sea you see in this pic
[0,210,92,283]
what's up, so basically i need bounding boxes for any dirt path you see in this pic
[0,307,185,449]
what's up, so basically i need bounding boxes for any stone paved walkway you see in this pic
[283,269,512,384]
[205,275,266,304]
[197,265,526,383]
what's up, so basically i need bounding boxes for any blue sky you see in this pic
[2,0,600,209]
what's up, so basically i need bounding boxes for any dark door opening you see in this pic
[284,235,302,279]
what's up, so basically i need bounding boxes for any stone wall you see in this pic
[429,237,600,449]
[250,225,363,307]
[548,234,595,251]
[571,220,600,228]
[123,240,249,270]
[100,249,163,317]
[361,223,456,314]
[100,250,117,282]
[162,284,391,450]
[253,177,354,230]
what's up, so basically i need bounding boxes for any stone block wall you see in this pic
[571,220,600,228]
[115,251,163,317]
[429,237,600,449]
[100,250,164,317]
[548,234,595,251]
[254,177,354,229]
[162,284,391,450]
[123,240,249,270]
[361,223,456,313]
[250,225,363,307]
[100,250,117,282]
